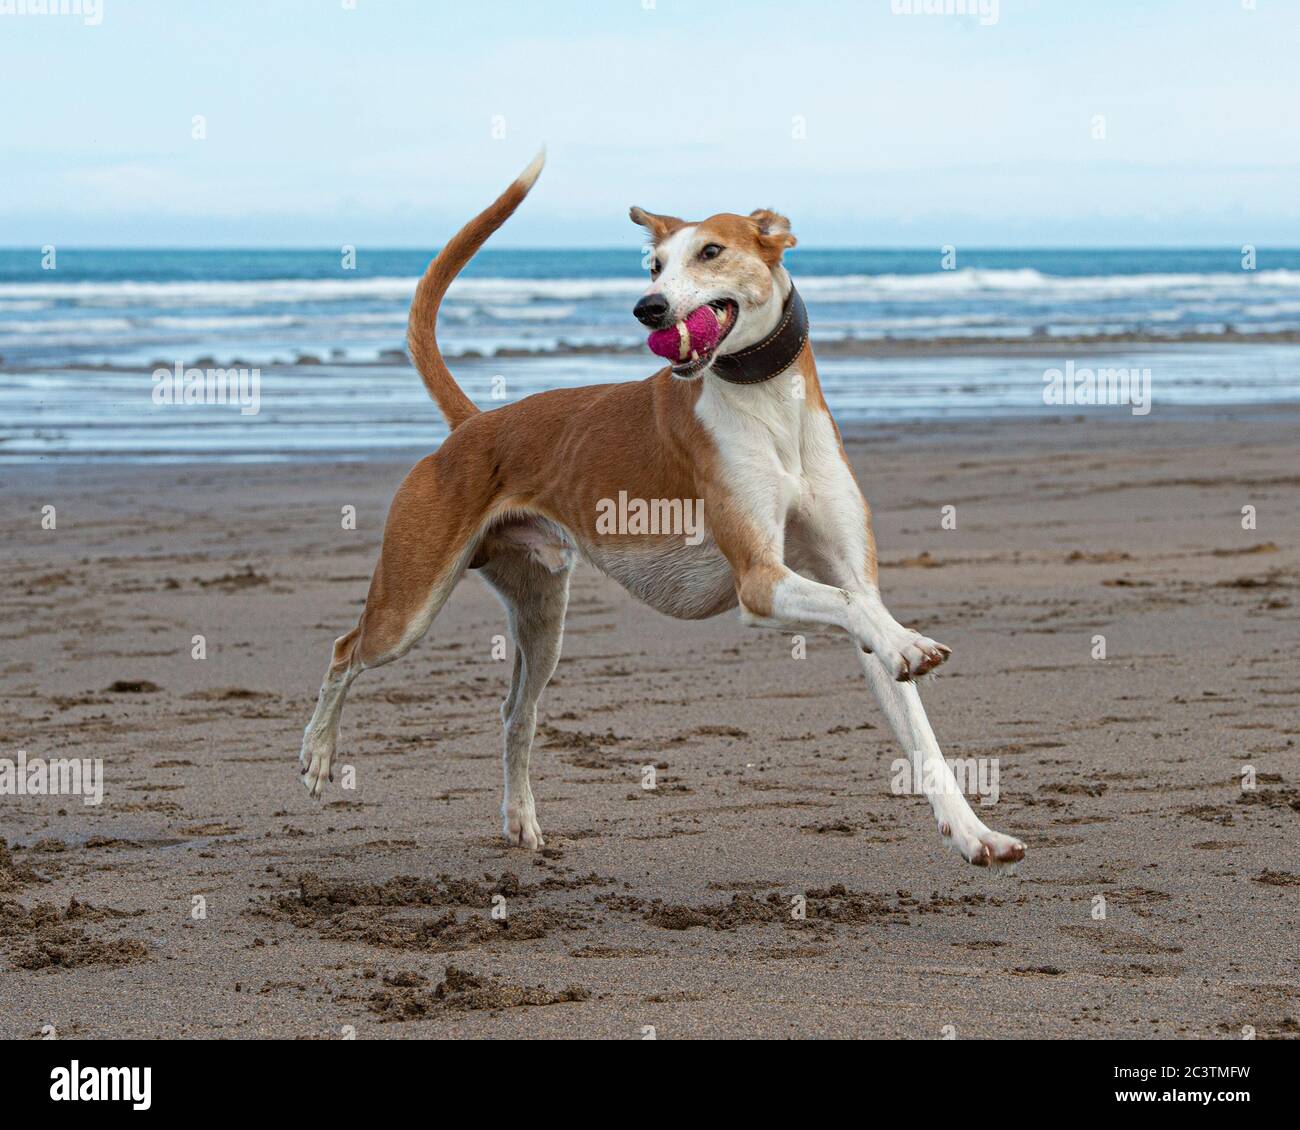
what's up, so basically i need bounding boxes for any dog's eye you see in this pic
[650,259,662,277]
[699,244,724,261]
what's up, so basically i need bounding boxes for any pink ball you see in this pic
[646,304,721,362]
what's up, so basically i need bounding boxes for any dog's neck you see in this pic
[719,266,792,355]
[705,267,810,388]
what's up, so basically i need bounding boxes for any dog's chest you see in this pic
[695,377,836,522]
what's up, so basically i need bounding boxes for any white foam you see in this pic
[5,268,1298,308]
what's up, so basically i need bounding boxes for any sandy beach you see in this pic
[1,406,1297,1040]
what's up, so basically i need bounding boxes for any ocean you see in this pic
[2,247,1299,461]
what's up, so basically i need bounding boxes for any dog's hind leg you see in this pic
[299,452,485,797]
[477,528,573,849]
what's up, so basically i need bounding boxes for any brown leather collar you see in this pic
[708,286,808,385]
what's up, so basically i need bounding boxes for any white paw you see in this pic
[503,798,544,851]
[940,818,1025,874]
[299,727,333,799]
[877,630,950,682]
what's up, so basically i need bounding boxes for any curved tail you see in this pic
[407,149,545,429]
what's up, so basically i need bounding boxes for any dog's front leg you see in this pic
[735,562,948,681]
[784,484,1025,869]
[855,651,1025,870]
[736,559,1020,864]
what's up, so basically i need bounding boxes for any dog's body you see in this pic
[299,153,1026,870]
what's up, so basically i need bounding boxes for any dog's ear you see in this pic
[629,206,684,242]
[749,209,797,262]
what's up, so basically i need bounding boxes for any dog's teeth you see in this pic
[690,350,699,361]
[717,307,728,325]
[676,320,691,361]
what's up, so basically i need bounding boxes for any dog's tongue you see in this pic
[647,304,722,363]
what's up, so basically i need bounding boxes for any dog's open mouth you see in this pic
[645,299,738,377]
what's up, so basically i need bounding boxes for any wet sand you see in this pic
[1,406,1297,1039]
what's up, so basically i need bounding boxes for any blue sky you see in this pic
[2,0,1298,247]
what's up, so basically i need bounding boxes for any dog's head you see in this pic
[629,206,797,378]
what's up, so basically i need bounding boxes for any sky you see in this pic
[2,0,1298,247]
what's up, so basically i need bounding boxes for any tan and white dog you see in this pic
[299,153,1026,871]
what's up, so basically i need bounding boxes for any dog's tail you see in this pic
[407,149,545,429]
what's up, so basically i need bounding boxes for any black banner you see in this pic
[1,1038,1290,1114]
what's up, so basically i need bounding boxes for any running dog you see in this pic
[299,152,1026,871]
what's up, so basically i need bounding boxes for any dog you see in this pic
[299,152,1026,871]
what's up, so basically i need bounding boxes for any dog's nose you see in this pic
[633,293,672,329]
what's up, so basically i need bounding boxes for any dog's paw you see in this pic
[941,820,1025,874]
[503,799,544,851]
[887,632,951,682]
[299,729,333,799]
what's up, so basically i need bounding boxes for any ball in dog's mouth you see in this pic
[645,300,738,376]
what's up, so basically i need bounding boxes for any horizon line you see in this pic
[2,244,1296,253]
